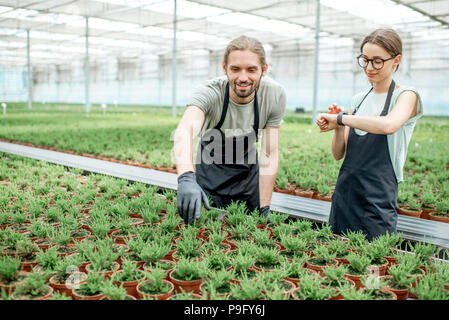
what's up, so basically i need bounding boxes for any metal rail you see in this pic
[1,141,449,250]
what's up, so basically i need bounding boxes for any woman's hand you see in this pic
[317,113,339,132]
[328,103,343,114]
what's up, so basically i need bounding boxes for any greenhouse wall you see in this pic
[1,47,448,116]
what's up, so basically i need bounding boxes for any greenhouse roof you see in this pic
[0,0,448,66]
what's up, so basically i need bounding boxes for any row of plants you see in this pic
[0,103,447,220]
[1,153,448,300]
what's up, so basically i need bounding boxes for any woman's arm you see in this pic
[318,90,418,136]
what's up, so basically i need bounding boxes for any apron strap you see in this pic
[352,79,395,116]
[380,80,395,116]
[214,82,230,130]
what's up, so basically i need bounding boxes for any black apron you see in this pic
[195,82,260,214]
[329,80,398,242]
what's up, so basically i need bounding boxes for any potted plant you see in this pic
[34,246,60,278]
[49,254,87,298]
[0,255,28,295]
[409,274,449,300]
[229,275,265,300]
[252,245,281,272]
[361,274,397,300]
[250,228,278,250]
[342,230,367,251]
[110,216,137,244]
[11,270,53,300]
[344,252,372,289]
[278,234,311,261]
[224,201,250,227]
[306,246,338,276]
[71,271,106,300]
[14,239,40,272]
[379,261,418,300]
[322,265,356,299]
[291,273,335,300]
[429,199,449,223]
[168,258,206,294]
[111,258,145,298]
[324,238,351,265]
[279,257,315,285]
[171,236,202,261]
[137,268,175,300]
[204,250,232,272]
[100,279,136,300]
[362,241,390,276]
[398,198,422,218]
[258,269,296,299]
[139,242,174,270]
[82,240,122,278]
[200,268,235,298]
[229,253,258,283]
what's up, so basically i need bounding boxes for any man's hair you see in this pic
[223,35,267,68]
[361,28,402,71]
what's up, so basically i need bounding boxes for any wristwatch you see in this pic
[337,111,348,126]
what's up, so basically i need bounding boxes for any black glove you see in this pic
[177,171,211,225]
[260,206,271,223]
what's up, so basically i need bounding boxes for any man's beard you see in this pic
[231,81,254,98]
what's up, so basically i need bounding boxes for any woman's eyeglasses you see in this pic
[357,54,397,70]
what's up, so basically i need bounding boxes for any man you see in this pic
[173,35,286,225]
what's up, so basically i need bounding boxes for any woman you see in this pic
[317,29,423,241]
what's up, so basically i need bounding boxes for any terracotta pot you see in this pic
[110,229,137,245]
[420,205,436,220]
[397,207,422,219]
[284,269,319,286]
[344,273,365,290]
[306,259,339,277]
[168,269,203,294]
[368,259,389,277]
[85,261,120,279]
[32,238,54,252]
[312,193,332,202]
[113,270,146,298]
[49,272,88,298]
[11,285,53,300]
[72,287,106,300]
[0,271,29,296]
[428,212,449,224]
[293,188,315,198]
[199,281,232,299]
[326,278,357,300]
[379,275,409,300]
[20,260,38,272]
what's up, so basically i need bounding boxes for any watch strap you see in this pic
[337,111,347,126]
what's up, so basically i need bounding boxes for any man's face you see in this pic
[223,49,268,103]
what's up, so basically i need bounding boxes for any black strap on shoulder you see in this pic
[214,82,230,130]
[253,89,259,141]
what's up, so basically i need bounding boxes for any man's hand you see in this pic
[177,171,211,225]
[259,206,271,223]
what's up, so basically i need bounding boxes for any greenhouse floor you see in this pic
[1,140,449,251]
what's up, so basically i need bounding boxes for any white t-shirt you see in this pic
[350,85,423,183]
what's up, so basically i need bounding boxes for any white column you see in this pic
[311,0,320,124]
[171,0,177,118]
[27,29,32,110]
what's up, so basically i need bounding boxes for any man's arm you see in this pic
[173,105,205,176]
[259,126,280,208]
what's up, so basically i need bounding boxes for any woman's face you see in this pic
[361,42,401,84]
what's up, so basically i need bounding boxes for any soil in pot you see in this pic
[168,269,203,294]
[11,285,53,300]
[136,279,175,300]
[49,272,88,298]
